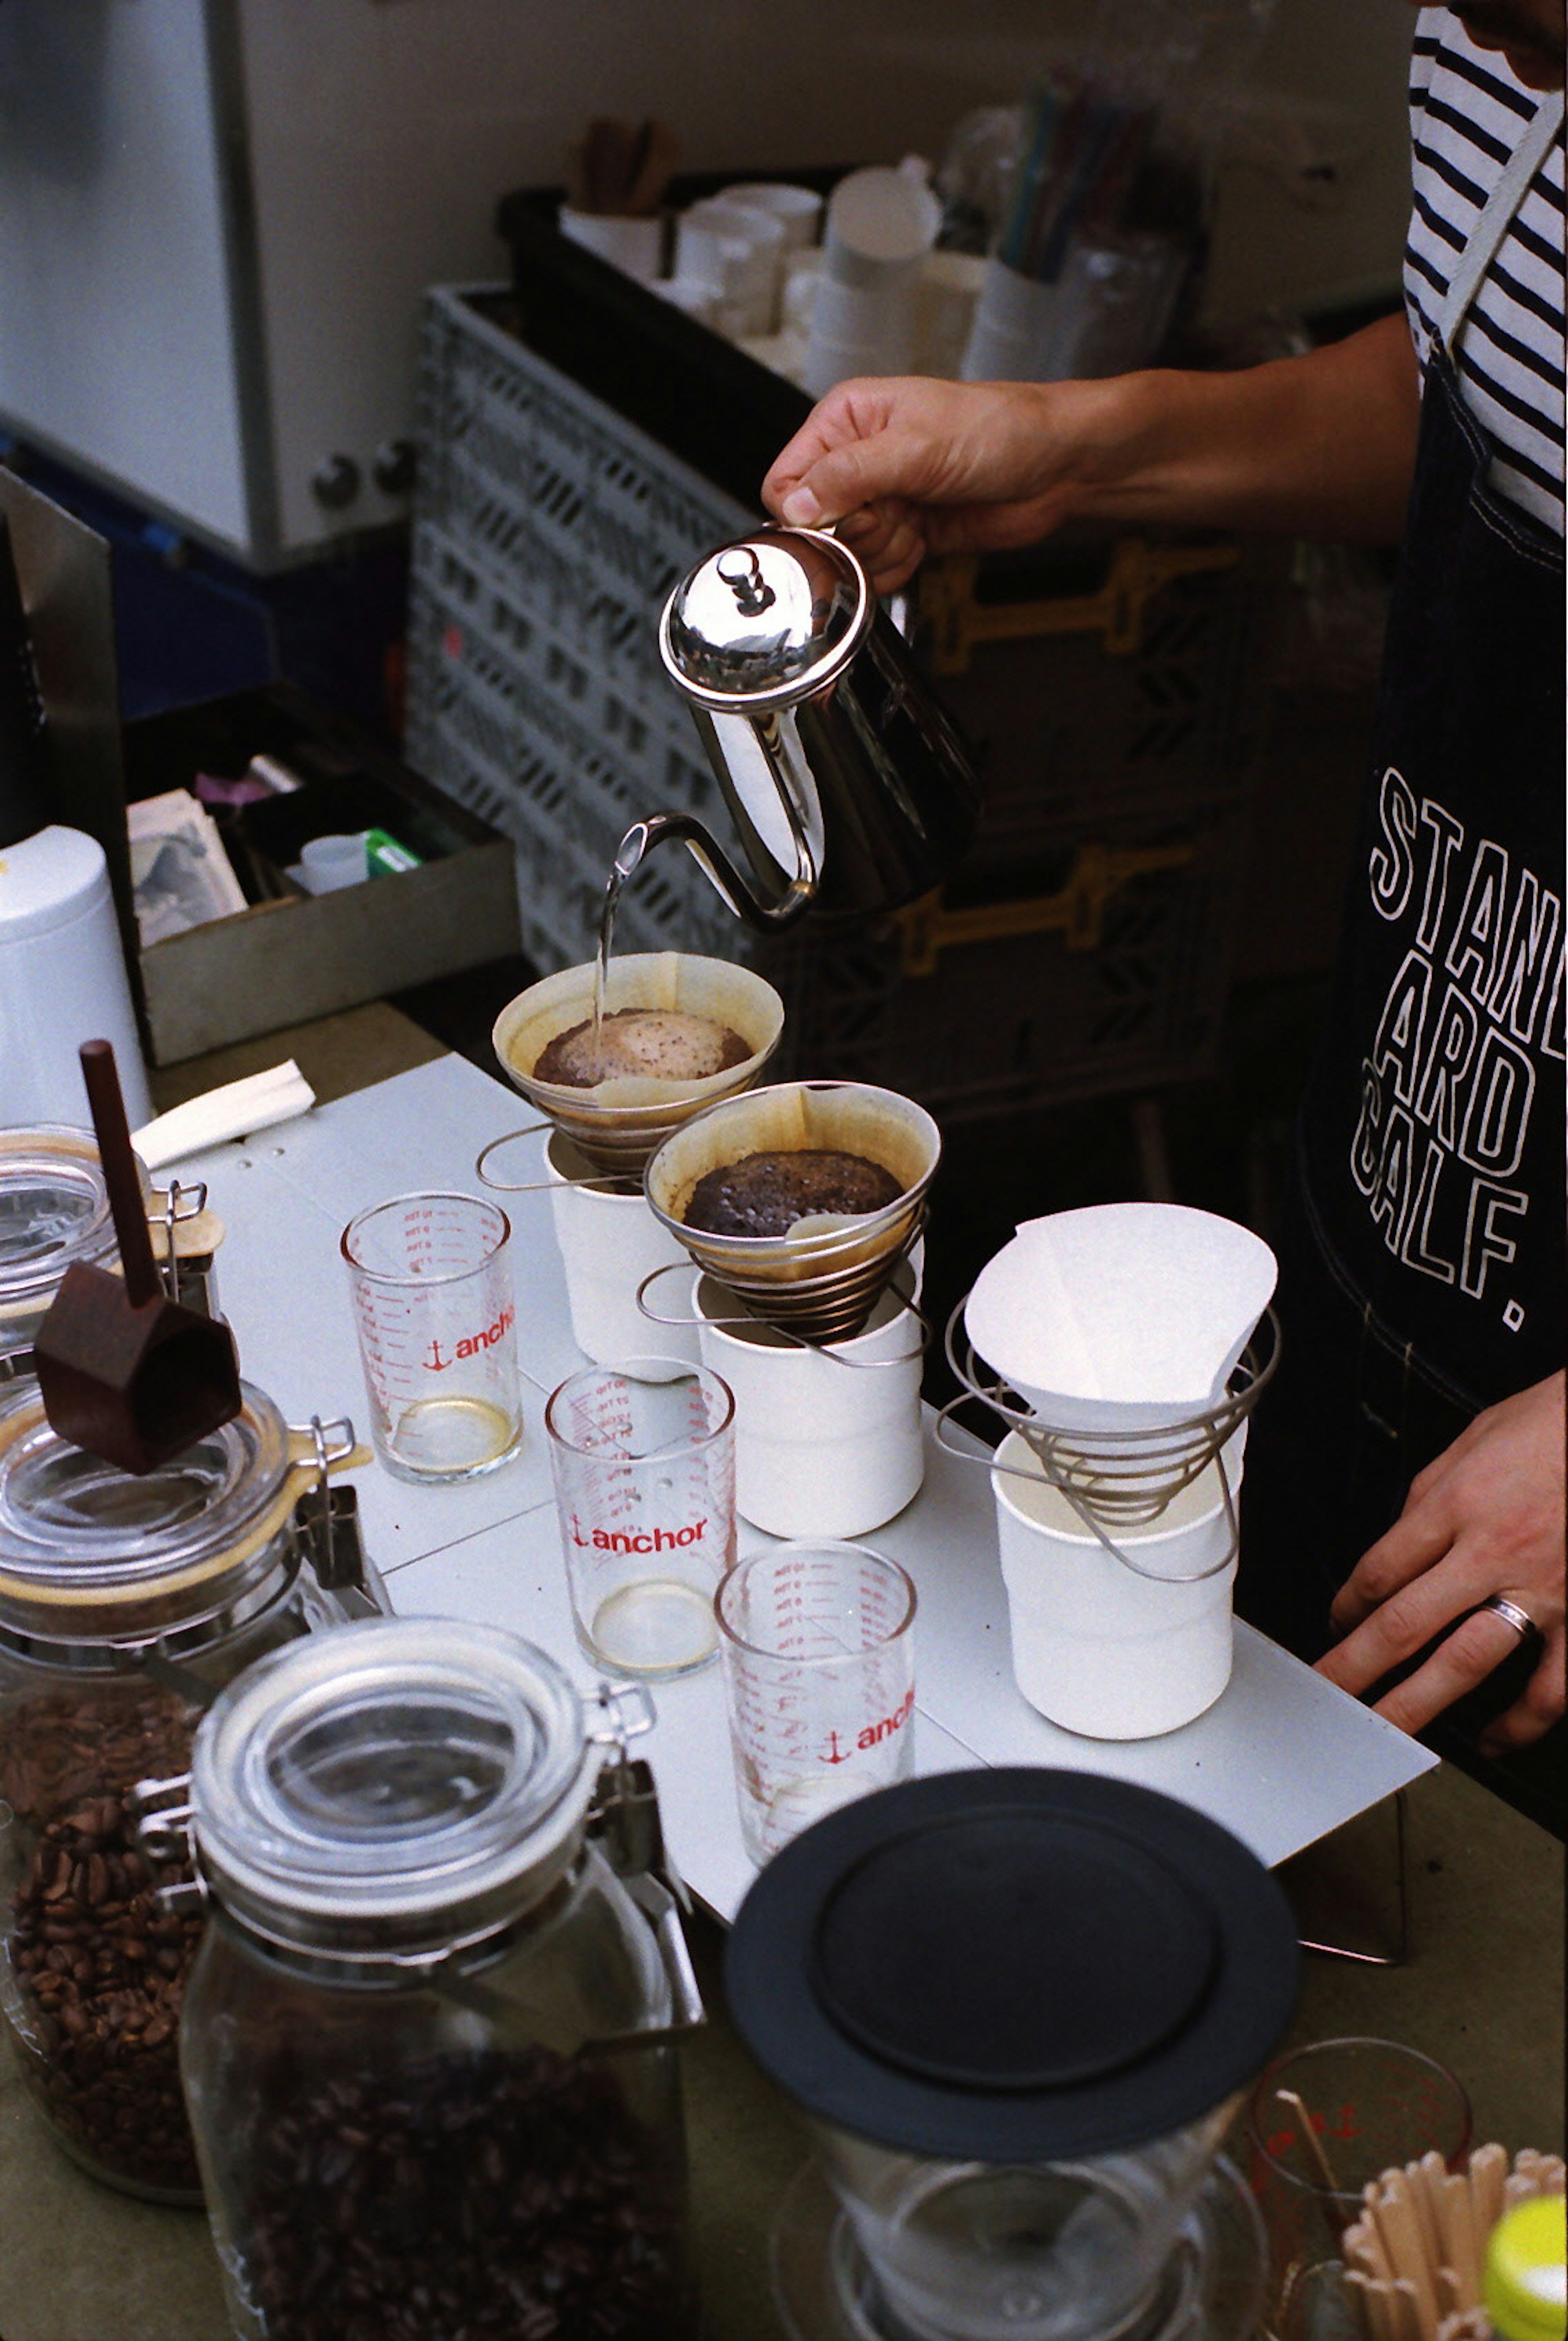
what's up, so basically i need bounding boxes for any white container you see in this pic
[781,247,823,334]
[917,249,988,377]
[991,1431,1241,1739]
[650,275,718,324]
[0,825,151,1128]
[678,198,787,335]
[803,164,941,394]
[557,205,664,285]
[719,182,824,251]
[298,831,368,893]
[960,256,1061,383]
[546,1130,701,1376]
[695,1272,924,1538]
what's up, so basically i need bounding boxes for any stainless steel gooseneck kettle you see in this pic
[650,526,981,931]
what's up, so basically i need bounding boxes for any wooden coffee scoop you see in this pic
[33,1039,242,1473]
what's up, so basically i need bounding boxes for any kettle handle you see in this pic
[630,811,814,932]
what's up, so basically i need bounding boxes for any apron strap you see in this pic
[1437,91,1564,350]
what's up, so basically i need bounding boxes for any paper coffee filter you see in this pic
[492,953,785,1174]
[644,1081,939,1341]
[966,1203,1277,1431]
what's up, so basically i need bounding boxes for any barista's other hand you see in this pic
[1316,1371,1566,1751]
[762,376,1097,593]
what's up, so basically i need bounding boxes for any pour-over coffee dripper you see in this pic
[726,1769,1301,2341]
[490,950,786,1180]
[947,1205,1280,1539]
[644,1080,940,1345]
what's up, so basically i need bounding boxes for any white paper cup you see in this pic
[547,1132,701,1377]
[696,1274,924,1537]
[991,1431,1240,1738]
[721,182,824,251]
[917,249,987,377]
[782,247,822,334]
[679,199,786,334]
[651,276,719,324]
[803,271,919,395]
[960,256,1062,382]
[558,206,664,285]
[824,165,941,272]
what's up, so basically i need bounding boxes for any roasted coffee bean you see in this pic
[0,1686,203,2195]
[232,2046,688,2340]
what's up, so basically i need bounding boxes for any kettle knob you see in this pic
[714,547,777,619]
[659,526,871,707]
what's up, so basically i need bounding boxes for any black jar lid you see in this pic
[724,1769,1300,2164]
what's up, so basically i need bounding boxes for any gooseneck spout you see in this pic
[624,812,815,933]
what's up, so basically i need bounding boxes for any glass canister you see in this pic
[163,1617,699,2341]
[0,1377,385,2201]
[726,1768,1302,2341]
[0,1125,131,1376]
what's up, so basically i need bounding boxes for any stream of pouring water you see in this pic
[590,822,655,1071]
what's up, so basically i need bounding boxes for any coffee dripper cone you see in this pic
[644,1080,940,1344]
[492,952,785,1179]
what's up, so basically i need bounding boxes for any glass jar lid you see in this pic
[189,1618,601,1956]
[725,1769,1301,2165]
[0,1126,127,1352]
[0,1378,295,1624]
[659,526,872,709]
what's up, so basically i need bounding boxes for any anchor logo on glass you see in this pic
[820,1686,914,1764]
[422,1305,516,1372]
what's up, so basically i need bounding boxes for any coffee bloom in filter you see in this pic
[492,951,785,1178]
[644,1080,940,1345]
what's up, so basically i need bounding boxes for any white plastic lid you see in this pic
[0,825,111,943]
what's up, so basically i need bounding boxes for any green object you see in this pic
[365,826,423,876]
[1486,2198,1568,2341]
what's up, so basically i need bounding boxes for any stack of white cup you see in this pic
[670,184,817,340]
[803,163,942,397]
[675,199,788,337]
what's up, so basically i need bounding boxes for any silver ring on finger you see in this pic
[1478,1594,1541,1645]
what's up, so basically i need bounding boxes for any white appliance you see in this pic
[0,826,153,1129]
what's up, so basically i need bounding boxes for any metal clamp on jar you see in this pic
[156,1617,702,2340]
[0,1382,385,2200]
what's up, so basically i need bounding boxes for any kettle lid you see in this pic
[659,526,873,708]
[724,1769,1300,2163]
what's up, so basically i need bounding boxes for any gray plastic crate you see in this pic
[408,286,752,973]
[405,285,1273,1115]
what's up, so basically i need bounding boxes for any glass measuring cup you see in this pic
[715,1541,916,1863]
[341,1191,523,1483]
[545,1361,736,1679]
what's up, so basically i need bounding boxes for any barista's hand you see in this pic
[762,376,1112,592]
[1316,1371,1566,1751]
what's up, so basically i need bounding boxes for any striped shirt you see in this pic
[1405,10,1565,536]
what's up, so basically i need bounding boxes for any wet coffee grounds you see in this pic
[238,2046,687,2340]
[684,1147,902,1238]
[534,1009,748,1088]
[0,1688,203,2194]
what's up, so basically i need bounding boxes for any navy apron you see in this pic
[1235,93,1566,1825]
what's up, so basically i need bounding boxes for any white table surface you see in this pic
[168,1052,1434,1921]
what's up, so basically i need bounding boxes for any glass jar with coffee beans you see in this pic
[0,1379,386,2201]
[170,1617,700,2341]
